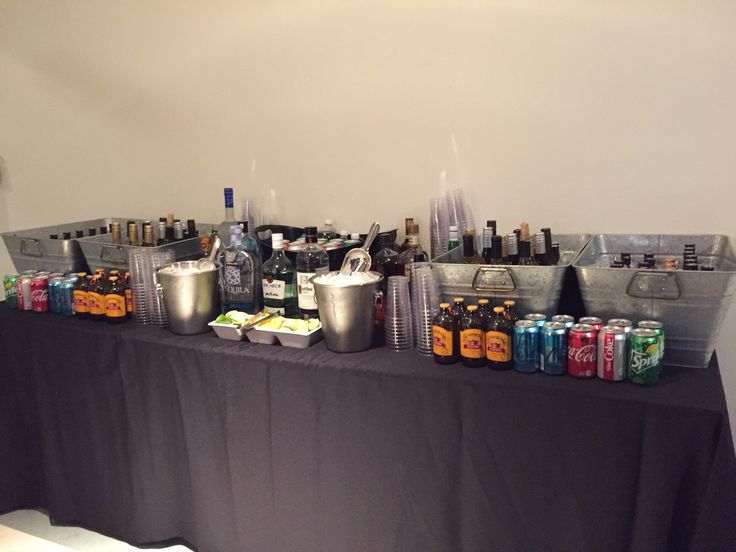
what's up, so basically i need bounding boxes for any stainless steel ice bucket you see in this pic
[156,261,220,335]
[314,271,383,352]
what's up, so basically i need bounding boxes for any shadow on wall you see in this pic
[0,155,15,277]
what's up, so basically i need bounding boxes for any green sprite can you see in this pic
[637,320,664,363]
[628,328,662,386]
[3,274,20,309]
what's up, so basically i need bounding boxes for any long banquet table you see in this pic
[0,304,735,552]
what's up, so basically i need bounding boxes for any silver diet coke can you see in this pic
[16,276,33,311]
[597,325,627,381]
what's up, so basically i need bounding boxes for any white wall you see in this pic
[1,1,734,430]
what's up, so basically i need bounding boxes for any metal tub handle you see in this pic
[472,267,517,292]
[626,271,681,300]
[100,245,127,264]
[20,238,44,257]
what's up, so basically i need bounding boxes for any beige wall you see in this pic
[1,1,735,429]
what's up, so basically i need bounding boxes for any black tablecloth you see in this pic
[1,305,735,552]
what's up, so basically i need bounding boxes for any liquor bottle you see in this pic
[75,230,84,238]
[111,222,122,244]
[481,227,494,263]
[104,276,127,324]
[156,220,167,246]
[142,223,155,247]
[262,233,296,316]
[460,305,485,368]
[520,222,530,241]
[448,225,460,250]
[398,218,415,253]
[218,187,237,239]
[318,219,338,240]
[432,303,459,364]
[552,243,561,263]
[238,221,262,258]
[486,220,497,236]
[541,228,556,264]
[295,226,329,319]
[88,228,97,237]
[220,224,262,314]
[485,306,513,370]
[399,224,428,277]
[99,226,108,235]
[127,221,139,246]
[462,234,482,264]
[490,235,504,264]
[505,233,519,265]
[62,231,72,240]
[49,234,58,239]
[534,232,549,265]
[371,233,401,325]
[518,239,538,265]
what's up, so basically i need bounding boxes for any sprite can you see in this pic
[628,328,662,386]
[637,320,664,363]
[3,274,20,309]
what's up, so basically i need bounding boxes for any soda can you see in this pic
[22,270,37,277]
[513,320,540,373]
[48,276,64,314]
[628,328,663,386]
[60,277,78,316]
[540,321,567,375]
[35,271,51,277]
[637,320,664,363]
[597,325,627,381]
[579,316,603,332]
[16,276,33,311]
[3,274,20,309]
[567,323,597,378]
[31,276,49,312]
[524,313,547,328]
[551,314,575,330]
[607,318,633,334]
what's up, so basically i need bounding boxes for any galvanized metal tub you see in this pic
[573,234,736,368]
[431,234,591,317]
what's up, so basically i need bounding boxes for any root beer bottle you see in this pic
[460,305,485,368]
[104,276,127,324]
[123,272,133,318]
[432,303,459,365]
[88,275,108,321]
[73,272,90,319]
[486,306,513,370]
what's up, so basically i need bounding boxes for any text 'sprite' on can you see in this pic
[31,276,49,313]
[3,274,20,309]
[597,325,627,381]
[513,320,540,374]
[16,276,33,311]
[628,328,663,386]
[568,323,597,378]
[540,321,567,375]
[578,316,603,332]
[551,314,575,330]
[637,320,664,363]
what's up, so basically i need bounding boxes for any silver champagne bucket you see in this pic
[314,271,383,352]
[156,261,220,335]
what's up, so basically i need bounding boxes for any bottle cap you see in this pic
[272,233,284,250]
[493,306,505,313]
[77,272,87,277]
[224,187,234,208]
[467,305,478,312]
[350,233,360,240]
[453,297,464,303]
[478,299,489,305]
[440,303,450,309]
[109,276,118,282]
[503,300,515,307]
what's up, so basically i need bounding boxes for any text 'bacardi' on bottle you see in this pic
[262,232,296,316]
[296,226,329,319]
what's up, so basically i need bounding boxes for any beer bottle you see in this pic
[73,272,90,319]
[123,272,133,318]
[505,233,519,265]
[460,305,485,367]
[75,230,84,238]
[156,220,167,246]
[88,275,108,321]
[486,220,497,236]
[477,298,492,325]
[520,222,530,241]
[541,228,557,264]
[481,227,493,264]
[111,222,122,244]
[490,235,504,264]
[187,219,197,239]
[104,276,128,324]
[62,232,72,240]
[448,226,460,250]
[485,306,513,370]
[127,221,139,246]
[534,232,549,266]
[142,223,155,247]
[451,297,466,318]
[462,234,481,264]
[503,300,519,324]
[432,303,459,364]
[173,219,184,241]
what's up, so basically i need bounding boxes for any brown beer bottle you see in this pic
[88,275,108,321]
[123,272,133,318]
[73,272,90,319]
[432,303,459,364]
[485,306,513,370]
[460,305,485,368]
[477,298,492,325]
[451,297,466,318]
[503,300,519,324]
[104,276,128,324]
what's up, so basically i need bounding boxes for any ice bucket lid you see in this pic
[313,270,383,288]
[157,260,220,276]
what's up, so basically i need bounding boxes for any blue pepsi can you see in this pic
[540,321,567,375]
[514,320,540,373]
[60,276,78,316]
[48,277,64,314]
[524,313,547,328]
[551,314,575,330]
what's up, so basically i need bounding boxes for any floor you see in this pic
[0,510,193,551]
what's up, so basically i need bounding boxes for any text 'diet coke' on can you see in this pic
[597,325,627,381]
[16,276,33,311]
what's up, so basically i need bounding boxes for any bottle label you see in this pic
[486,331,511,362]
[125,288,133,313]
[297,268,327,310]
[460,329,485,359]
[87,291,105,315]
[264,305,285,315]
[105,294,126,318]
[433,326,453,356]
[224,262,255,302]
[73,290,88,313]
[262,278,285,301]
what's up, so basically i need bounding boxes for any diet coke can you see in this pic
[31,276,49,312]
[16,276,33,311]
[579,316,603,332]
[597,325,627,381]
[567,323,597,378]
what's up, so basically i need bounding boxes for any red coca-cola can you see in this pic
[16,276,33,311]
[567,323,597,378]
[31,275,49,312]
[578,316,603,333]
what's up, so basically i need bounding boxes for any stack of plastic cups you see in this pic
[128,247,174,326]
[385,275,414,352]
[147,248,173,327]
[129,249,149,324]
[411,266,442,356]
[429,197,449,259]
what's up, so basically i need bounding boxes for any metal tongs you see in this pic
[339,222,380,275]
[240,311,276,331]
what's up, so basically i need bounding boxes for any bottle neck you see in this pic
[224,207,235,222]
